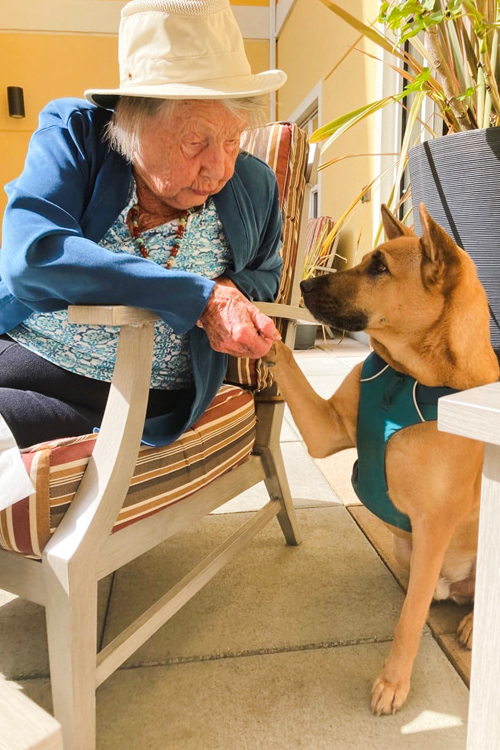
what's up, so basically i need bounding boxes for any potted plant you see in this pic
[313,0,500,353]
[295,215,343,348]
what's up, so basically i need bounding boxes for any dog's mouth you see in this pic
[300,277,369,332]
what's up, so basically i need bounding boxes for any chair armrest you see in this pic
[44,306,157,564]
[438,382,500,445]
[254,302,317,324]
[68,305,159,327]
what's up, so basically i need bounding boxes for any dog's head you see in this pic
[301,204,471,337]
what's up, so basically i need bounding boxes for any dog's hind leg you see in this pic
[371,520,455,715]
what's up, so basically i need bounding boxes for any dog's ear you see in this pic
[419,203,461,291]
[381,204,414,240]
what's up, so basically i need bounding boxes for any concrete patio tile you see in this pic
[293,345,333,359]
[280,413,301,442]
[95,640,468,750]
[337,355,369,368]
[303,373,349,400]
[315,448,361,507]
[19,636,468,750]
[295,355,352,378]
[0,577,113,681]
[214,441,340,513]
[319,336,370,358]
[100,507,405,667]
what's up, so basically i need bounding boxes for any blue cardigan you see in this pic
[0,98,282,445]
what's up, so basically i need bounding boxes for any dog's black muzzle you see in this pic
[300,274,368,332]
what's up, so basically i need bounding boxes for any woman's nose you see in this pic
[200,146,228,181]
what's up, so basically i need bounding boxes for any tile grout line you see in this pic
[14,634,413,682]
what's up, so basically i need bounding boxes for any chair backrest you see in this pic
[240,122,310,306]
[225,123,311,391]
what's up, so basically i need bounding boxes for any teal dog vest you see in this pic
[352,352,459,532]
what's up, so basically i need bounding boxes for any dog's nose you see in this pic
[300,278,316,295]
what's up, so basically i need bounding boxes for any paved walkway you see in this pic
[0,336,470,749]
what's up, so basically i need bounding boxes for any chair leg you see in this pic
[43,562,98,750]
[263,442,302,546]
[254,397,302,546]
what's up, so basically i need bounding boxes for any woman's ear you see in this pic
[381,204,415,240]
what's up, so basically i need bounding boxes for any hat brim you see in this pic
[85,70,286,109]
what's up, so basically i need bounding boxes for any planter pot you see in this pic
[409,127,500,355]
[294,322,318,350]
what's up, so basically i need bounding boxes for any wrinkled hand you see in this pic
[197,278,281,358]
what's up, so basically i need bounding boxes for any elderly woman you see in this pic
[0,0,286,449]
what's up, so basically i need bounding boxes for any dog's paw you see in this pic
[262,341,290,369]
[457,610,473,649]
[262,342,279,369]
[371,674,410,716]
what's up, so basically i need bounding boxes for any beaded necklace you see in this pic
[128,203,191,269]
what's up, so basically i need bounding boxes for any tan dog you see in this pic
[265,204,499,715]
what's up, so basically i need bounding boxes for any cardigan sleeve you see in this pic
[0,100,214,336]
[224,177,282,302]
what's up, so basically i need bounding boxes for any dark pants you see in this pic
[0,335,189,448]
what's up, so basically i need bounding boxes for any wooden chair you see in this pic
[0,122,317,750]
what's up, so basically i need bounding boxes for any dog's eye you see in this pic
[369,258,389,275]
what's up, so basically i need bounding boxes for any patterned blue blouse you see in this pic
[8,179,233,389]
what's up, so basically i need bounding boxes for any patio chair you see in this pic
[0,121,317,750]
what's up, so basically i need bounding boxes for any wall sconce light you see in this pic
[7,87,25,119]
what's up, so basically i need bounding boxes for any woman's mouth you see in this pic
[191,187,213,196]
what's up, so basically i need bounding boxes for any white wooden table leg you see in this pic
[467,441,500,749]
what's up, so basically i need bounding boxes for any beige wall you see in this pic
[0,3,269,230]
[277,0,380,263]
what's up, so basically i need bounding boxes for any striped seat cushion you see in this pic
[0,385,256,559]
[228,122,309,391]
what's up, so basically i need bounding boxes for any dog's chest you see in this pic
[352,353,458,532]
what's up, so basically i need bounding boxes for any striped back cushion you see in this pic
[227,122,309,390]
[240,122,309,305]
[0,385,255,558]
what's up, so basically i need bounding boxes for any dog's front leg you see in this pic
[263,342,358,457]
[371,522,455,715]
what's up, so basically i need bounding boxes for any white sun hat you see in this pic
[85,0,287,108]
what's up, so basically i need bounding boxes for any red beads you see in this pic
[128,204,191,267]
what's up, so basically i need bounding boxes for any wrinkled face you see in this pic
[301,237,447,335]
[133,100,247,210]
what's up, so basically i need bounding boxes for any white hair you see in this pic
[103,96,267,161]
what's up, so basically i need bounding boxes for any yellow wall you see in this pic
[0,27,268,230]
[0,33,117,226]
[277,0,380,262]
